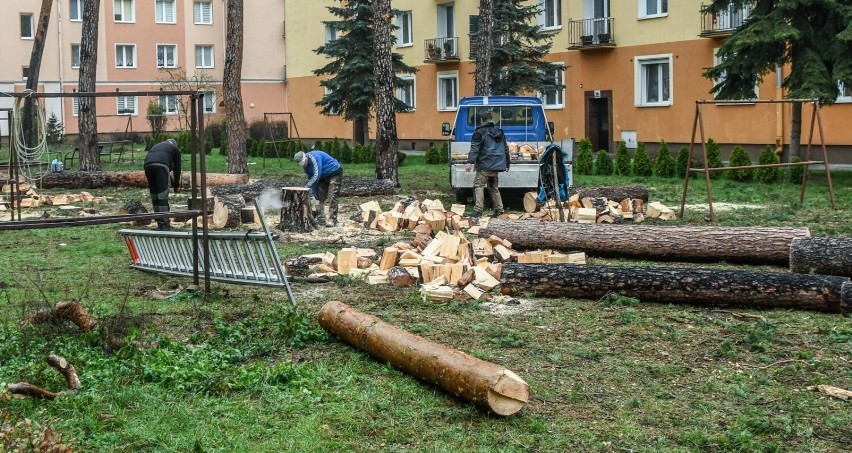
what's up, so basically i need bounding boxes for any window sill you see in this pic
[21,37,34,40]
[194,22,214,26]
[540,26,562,34]
[114,21,136,24]
[835,98,852,103]
[637,13,668,21]
[196,66,214,69]
[115,66,138,69]
[543,104,564,110]
[636,102,671,108]
[438,107,458,112]
[397,43,414,49]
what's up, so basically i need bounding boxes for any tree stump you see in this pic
[278,187,314,232]
[119,200,151,226]
[212,195,245,228]
[317,301,529,416]
[790,237,852,278]
[500,263,851,314]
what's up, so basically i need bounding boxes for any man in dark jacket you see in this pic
[143,139,182,230]
[465,111,510,217]
[294,149,343,227]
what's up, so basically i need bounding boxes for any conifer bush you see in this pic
[706,138,724,179]
[340,142,353,163]
[631,142,653,177]
[614,141,632,176]
[574,139,594,175]
[653,140,676,178]
[728,146,753,181]
[425,147,445,164]
[594,150,614,176]
[677,146,694,178]
[789,156,804,184]
[755,145,780,183]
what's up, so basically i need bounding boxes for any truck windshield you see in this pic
[466,106,534,128]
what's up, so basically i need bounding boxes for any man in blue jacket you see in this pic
[465,111,510,218]
[294,150,342,227]
[143,139,182,230]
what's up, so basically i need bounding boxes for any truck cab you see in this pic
[443,96,573,202]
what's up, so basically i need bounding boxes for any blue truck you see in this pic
[441,96,573,202]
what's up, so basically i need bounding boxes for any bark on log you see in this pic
[790,237,852,278]
[39,171,249,189]
[212,195,245,229]
[278,187,314,232]
[210,178,395,201]
[317,301,529,416]
[55,301,97,332]
[500,263,851,314]
[386,266,415,287]
[481,219,810,265]
[7,383,57,400]
[568,185,649,203]
[46,355,81,391]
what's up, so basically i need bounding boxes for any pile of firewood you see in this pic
[537,194,675,224]
[0,180,103,210]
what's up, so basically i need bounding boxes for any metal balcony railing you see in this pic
[424,37,459,62]
[567,17,615,49]
[700,2,754,37]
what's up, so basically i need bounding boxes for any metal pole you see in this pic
[190,92,200,287]
[197,94,211,295]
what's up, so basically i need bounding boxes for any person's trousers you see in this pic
[473,170,504,215]
[144,163,171,229]
[316,168,343,224]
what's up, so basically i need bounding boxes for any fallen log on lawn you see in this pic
[6,383,57,400]
[25,301,97,332]
[212,195,245,229]
[499,263,851,314]
[210,178,395,201]
[790,237,852,278]
[567,185,649,203]
[38,171,249,189]
[317,301,529,416]
[481,219,810,265]
[46,355,81,391]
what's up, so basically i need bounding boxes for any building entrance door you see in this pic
[585,90,612,152]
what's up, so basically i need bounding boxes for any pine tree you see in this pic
[653,141,676,178]
[728,146,753,181]
[490,0,563,95]
[613,141,632,176]
[594,150,614,176]
[45,113,65,145]
[314,0,415,144]
[631,142,653,177]
[574,139,594,175]
[755,145,780,183]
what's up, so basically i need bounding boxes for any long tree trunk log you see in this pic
[568,185,649,203]
[46,355,81,391]
[278,187,314,232]
[212,195,244,228]
[39,171,249,189]
[790,237,852,278]
[211,178,395,201]
[481,219,810,265]
[317,301,529,416]
[500,263,851,314]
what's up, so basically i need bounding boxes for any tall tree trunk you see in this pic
[790,101,802,159]
[23,0,53,148]
[353,118,368,145]
[224,0,248,174]
[372,0,398,186]
[78,0,101,171]
[474,0,493,96]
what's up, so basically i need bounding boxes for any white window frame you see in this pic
[713,48,758,102]
[194,1,213,25]
[155,0,176,24]
[323,87,340,116]
[114,0,135,23]
[70,0,83,21]
[437,71,459,111]
[157,44,178,68]
[195,45,214,68]
[203,91,216,113]
[20,13,34,39]
[837,81,852,103]
[71,44,81,69]
[324,24,337,43]
[116,96,138,115]
[540,65,565,109]
[115,44,137,68]
[538,0,562,30]
[638,0,668,20]
[634,54,672,107]
[397,11,413,47]
[396,74,416,111]
[159,95,179,115]
[71,97,80,117]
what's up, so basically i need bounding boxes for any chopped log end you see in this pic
[47,354,81,391]
[55,301,98,332]
[487,369,530,416]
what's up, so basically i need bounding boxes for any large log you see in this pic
[481,219,810,265]
[500,263,851,314]
[790,237,852,278]
[277,187,314,232]
[212,195,245,228]
[568,185,649,203]
[317,301,529,416]
[39,171,249,189]
[210,178,395,201]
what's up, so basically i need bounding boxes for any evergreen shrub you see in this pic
[574,139,594,175]
[631,142,653,177]
[614,141,632,176]
[755,145,779,183]
[653,140,676,178]
[728,146,753,181]
[594,150,614,176]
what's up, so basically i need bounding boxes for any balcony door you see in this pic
[584,0,610,38]
[437,3,456,57]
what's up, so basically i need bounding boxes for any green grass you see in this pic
[1,157,851,452]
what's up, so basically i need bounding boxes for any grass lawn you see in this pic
[1,152,850,452]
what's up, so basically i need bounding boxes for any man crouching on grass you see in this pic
[294,149,343,227]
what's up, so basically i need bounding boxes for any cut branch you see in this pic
[7,383,57,400]
[46,355,81,391]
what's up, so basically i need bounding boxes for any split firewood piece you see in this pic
[336,248,358,275]
[318,301,529,416]
[55,301,98,332]
[6,383,57,400]
[808,384,852,401]
[212,195,245,229]
[523,191,539,213]
[46,355,81,391]
[379,247,399,270]
[387,266,416,287]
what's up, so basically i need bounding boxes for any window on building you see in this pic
[437,72,458,111]
[20,13,34,39]
[116,96,137,115]
[540,66,565,108]
[635,54,672,106]
[114,0,134,22]
[713,48,758,100]
[397,11,413,47]
[324,24,337,43]
[194,1,212,25]
[203,91,216,113]
[157,44,178,68]
[539,0,562,29]
[159,95,179,114]
[70,0,83,21]
[72,97,80,116]
[639,0,668,19]
[155,0,176,24]
[396,75,416,111]
[115,44,136,68]
[838,81,852,103]
[71,44,81,69]
[195,45,214,68]
[22,67,29,80]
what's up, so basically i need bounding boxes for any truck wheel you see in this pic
[455,189,473,204]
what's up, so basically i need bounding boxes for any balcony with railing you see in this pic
[700,2,754,37]
[424,37,459,63]
[567,17,615,50]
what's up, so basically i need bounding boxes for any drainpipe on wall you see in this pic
[56,0,66,123]
[775,64,784,159]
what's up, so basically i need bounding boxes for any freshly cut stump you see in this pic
[317,301,529,416]
[278,187,314,232]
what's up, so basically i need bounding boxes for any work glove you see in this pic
[309,196,320,210]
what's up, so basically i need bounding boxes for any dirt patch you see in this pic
[479,296,539,316]
[682,202,766,212]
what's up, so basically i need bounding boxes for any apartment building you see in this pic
[0,0,287,138]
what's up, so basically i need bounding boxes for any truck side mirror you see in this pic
[441,122,452,136]
[547,122,555,136]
